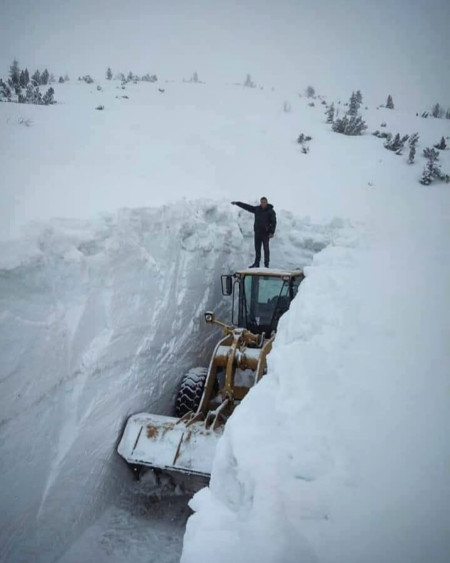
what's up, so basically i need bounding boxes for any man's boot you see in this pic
[249,263,260,268]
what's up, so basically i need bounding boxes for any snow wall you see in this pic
[182,193,450,563]
[0,200,333,562]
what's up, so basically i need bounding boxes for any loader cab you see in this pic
[222,269,304,336]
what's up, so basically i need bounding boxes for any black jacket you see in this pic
[235,202,277,235]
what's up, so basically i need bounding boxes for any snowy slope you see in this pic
[1,79,450,562]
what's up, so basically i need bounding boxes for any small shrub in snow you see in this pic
[325,102,335,123]
[58,76,65,83]
[308,101,315,107]
[380,122,387,127]
[420,148,449,185]
[384,133,409,154]
[244,74,255,88]
[332,114,367,135]
[106,67,113,80]
[141,73,157,82]
[431,103,443,118]
[301,146,309,154]
[386,95,394,109]
[80,75,94,84]
[95,105,104,110]
[408,133,419,164]
[297,133,312,144]
[97,85,102,91]
[305,85,315,98]
[17,116,32,127]
[434,137,447,150]
[421,111,429,118]
[282,101,291,112]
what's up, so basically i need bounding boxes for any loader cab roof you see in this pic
[235,268,303,278]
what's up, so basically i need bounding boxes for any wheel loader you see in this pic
[118,268,304,478]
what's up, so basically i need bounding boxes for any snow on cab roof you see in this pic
[235,268,303,276]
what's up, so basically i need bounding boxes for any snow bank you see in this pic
[0,198,335,562]
[182,191,450,562]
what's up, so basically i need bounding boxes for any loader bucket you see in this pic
[117,413,223,476]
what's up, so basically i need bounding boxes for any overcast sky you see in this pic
[1,0,449,110]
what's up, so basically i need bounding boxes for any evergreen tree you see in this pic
[386,95,394,109]
[355,90,363,104]
[408,133,419,164]
[49,73,55,83]
[24,68,30,86]
[347,91,360,116]
[0,79,12,101]
[431,103,442,118]
[40,69,50,85]
[446,109,450,119]
[25,84,43,104]
[332,115,367,135]
[326,102,335,123]
[42,87,55,105]
[127,71,134,82]
[9,59,20,86]
[305,85,315,98]
[384,133,409,154]
[31,70,41,85]
[58,76,65,83]
[244,74,255,87]
[420,148,442,184]
[64,74,70,81]
[434,137,447,150]
[191,71,199,83]
[19,70,27,88]
[106,67,113,80]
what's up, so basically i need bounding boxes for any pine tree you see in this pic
[434,137,447,150]
[64,74,70,81]
[19,70,27,88]
[49,73,55,84]
[127,71,134,82]
[42,87,55,105]
[9,59,20,86]
[244,74,255,87]
[40,69,50,85]
[332,115,367,135]
[384,133,409,154]
[408,133,419,164]
[326,102,335,123]
[0,79,12,101]
[305,85,315,98]
[347,91,360,116]
[58,76,65,83]
[386,95,394,109]
[106,67,113,80]
[355,90,363,104]
[31,70,41,85]
[24,69,30,86]
[191,71,199,83]
[431,103,442,118]
[420,148,442,184]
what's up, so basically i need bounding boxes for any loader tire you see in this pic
[175,367,208,418]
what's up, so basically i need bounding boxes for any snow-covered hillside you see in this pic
[1,79,450,563]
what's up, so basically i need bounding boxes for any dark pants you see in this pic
[254,232,270,267]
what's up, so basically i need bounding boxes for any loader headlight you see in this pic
[205,312,214,323]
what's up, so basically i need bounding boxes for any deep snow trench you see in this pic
[0,200,339,562]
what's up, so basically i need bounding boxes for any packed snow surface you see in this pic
[1,79,450,562]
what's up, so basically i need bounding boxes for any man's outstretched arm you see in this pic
[231,201,256,213]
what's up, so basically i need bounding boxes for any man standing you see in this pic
[231,197,277,268]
